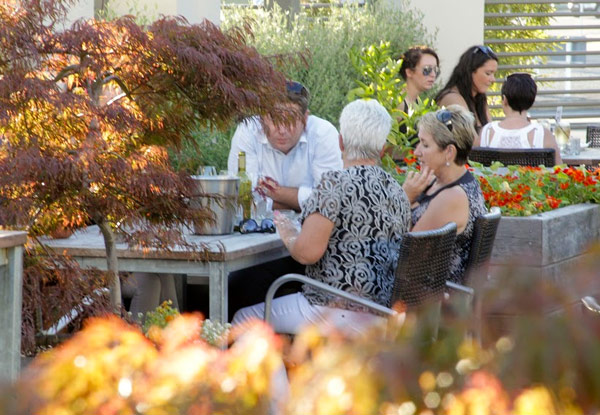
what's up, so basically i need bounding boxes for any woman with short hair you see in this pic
[475,72,562,165]
[402,105,487,283]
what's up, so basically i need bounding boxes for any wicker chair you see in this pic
[391,222,457,307]
[263,222,458,328]
[587,125,600,148]
[445,207,502,344]
[461,207,502,284]
[469,147,555,167]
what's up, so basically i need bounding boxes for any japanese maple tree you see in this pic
[0,0,288,310]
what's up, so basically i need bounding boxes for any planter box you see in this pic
[483,204,600,341]
[490,203,600,286]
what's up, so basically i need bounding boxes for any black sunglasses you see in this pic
[472,45,496,58]
[436,110,453,132]
[422,65,440,78]
[286,81,308,96]
[239,218,276,234]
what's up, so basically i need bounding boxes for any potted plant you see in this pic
[474,163,600,280]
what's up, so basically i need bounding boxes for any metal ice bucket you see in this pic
[190,174,239,235]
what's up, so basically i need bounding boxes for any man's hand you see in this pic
[256,176,280,199]
[256,176,300,211]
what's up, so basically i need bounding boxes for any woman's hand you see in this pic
[273,210,299,251]
[402,166,435,204]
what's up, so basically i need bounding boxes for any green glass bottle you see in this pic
[237,151,252,221]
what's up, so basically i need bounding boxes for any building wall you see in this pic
[402,0,484,85]
[67,0,221,25]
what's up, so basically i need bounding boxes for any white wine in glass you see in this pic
[555,120,570,150]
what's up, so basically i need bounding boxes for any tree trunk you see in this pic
[97,219,122,313]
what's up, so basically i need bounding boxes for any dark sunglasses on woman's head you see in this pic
[239,218,276,234]
[436,109,453,132]
[422,65,440,78]
[472,45,496,58]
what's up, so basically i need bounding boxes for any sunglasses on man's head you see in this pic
[239,218,276,234]
[472,45,496,58]
[422,65,440,78]
[286,81,308,96]
[436,110,453,132]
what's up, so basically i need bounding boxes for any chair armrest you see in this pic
[581,296,600,314]
[264,273,397,324]
[445,281,475,296]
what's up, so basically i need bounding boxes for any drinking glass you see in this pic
[555,120,571,152]
[197,165,217,176]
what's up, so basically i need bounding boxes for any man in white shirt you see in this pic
[227,81,342,211]
[226,81,342,320]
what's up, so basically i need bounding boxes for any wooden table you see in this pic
[561,147,600,167]
[40,226,289,323]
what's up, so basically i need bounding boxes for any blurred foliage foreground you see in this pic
[5,254,600,415]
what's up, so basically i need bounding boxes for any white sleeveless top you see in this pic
[480,121,544,149]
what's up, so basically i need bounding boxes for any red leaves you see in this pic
[0,0,291,243]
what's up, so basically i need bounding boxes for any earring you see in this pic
[446,161,450,167]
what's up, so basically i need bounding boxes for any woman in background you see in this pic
[399,45,441,109]
[436,45,498,134]
[475,72,562,165]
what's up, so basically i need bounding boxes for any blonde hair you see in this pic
[418,105,477,164]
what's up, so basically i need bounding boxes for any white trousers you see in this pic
[232,292,384,336]
[121,273,179,317]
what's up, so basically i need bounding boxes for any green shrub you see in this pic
[347,41,438,182]
[170,127,234,173]
[222,3,435,125]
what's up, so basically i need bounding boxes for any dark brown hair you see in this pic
[399,46,440,80]
[435,45,498,127]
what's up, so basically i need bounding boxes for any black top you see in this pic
[411,171,487,282]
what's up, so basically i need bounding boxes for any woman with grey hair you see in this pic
[232,99,411,334]
[403,105,486,283]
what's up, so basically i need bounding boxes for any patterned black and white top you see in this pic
[300,165,411,310]
[411,170,486,283]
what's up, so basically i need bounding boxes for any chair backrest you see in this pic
[463,207,502,283]
[391,222,457,307]
[469,147,555,167]
[587,125,600,148]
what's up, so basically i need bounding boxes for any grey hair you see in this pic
[339,99,392,161]
[418,105,477,164]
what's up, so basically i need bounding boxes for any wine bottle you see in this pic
[237,151,252,221]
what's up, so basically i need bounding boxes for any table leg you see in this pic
[0,246,23,381]
[208,262,228,324]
